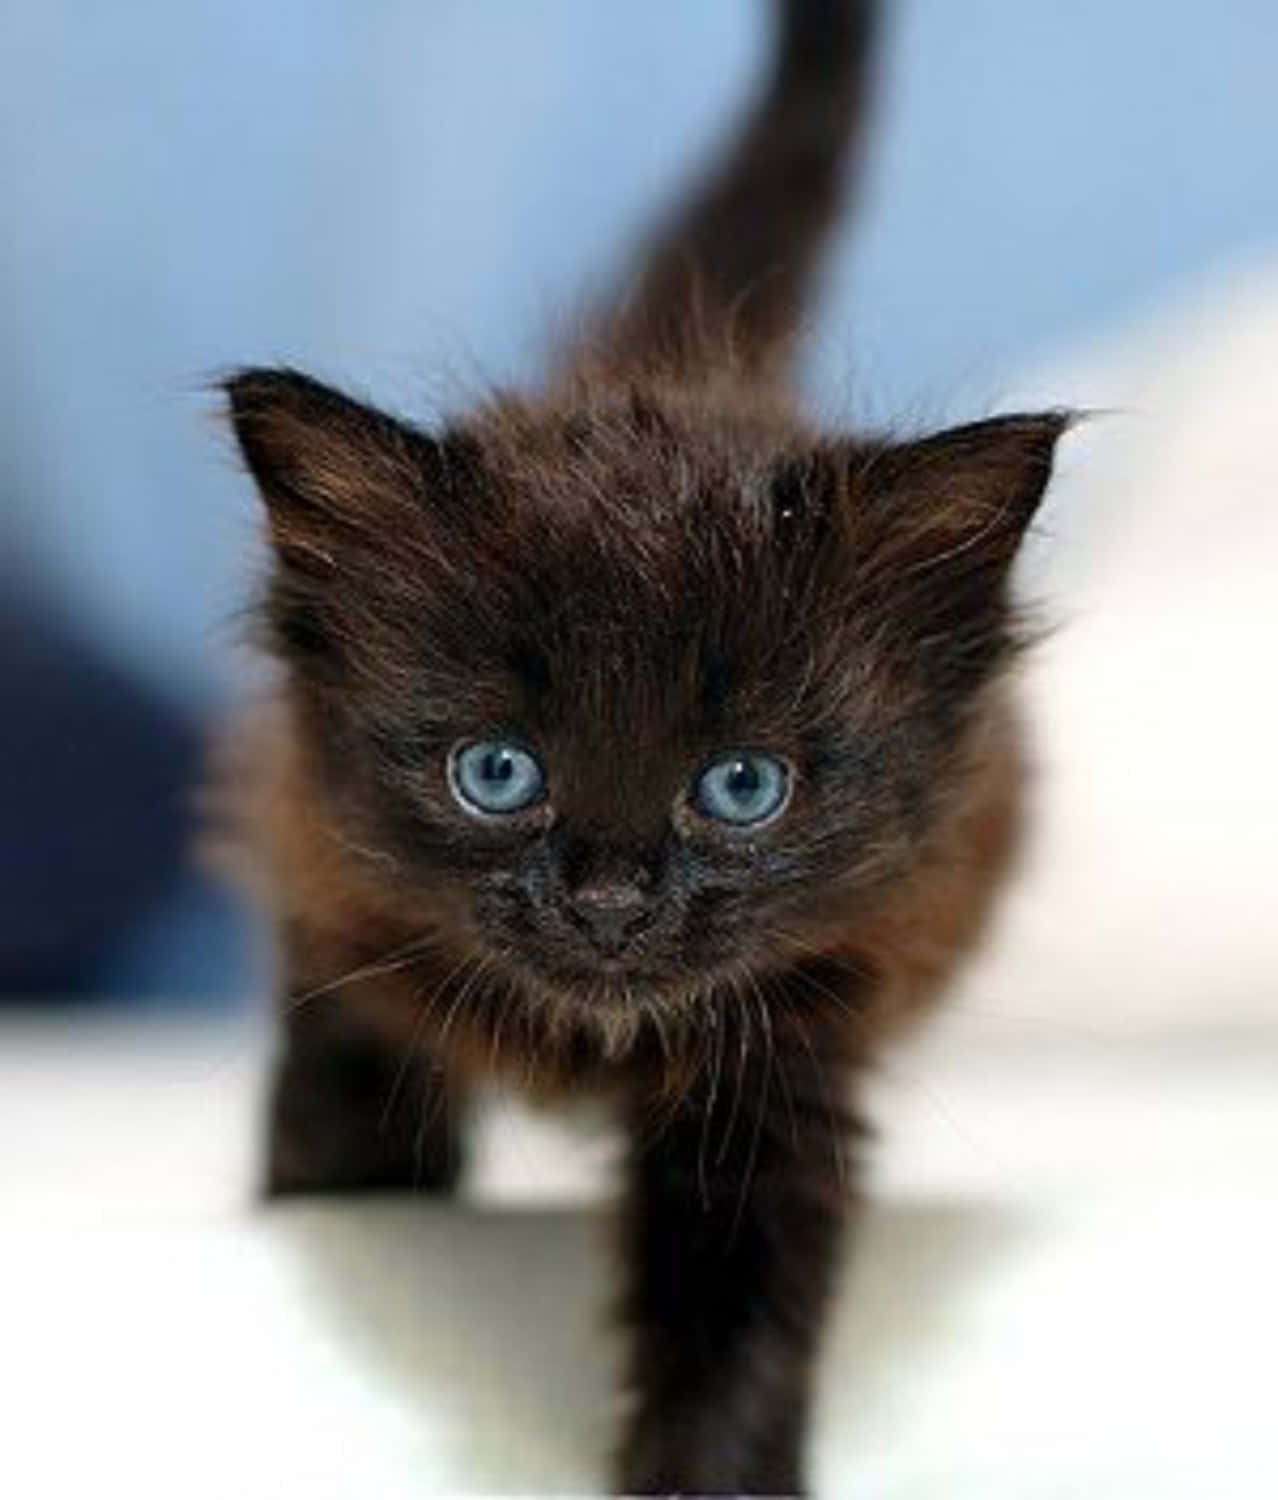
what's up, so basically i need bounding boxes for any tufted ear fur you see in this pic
[847,411,1073,684]
[224,367,469,550]
[864,412,1070,577]
[224,368,483,673]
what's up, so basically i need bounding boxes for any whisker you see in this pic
[380,949,477,1132]
[730,980,773,1240]
[697,1002,726,1211]
[284,932,444,1013]
[437,951,496,1051]
[788,1007,852,1194]
[715,972,752,1168]
[756,976,800,1156]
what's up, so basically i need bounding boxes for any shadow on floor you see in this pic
[266,1194,1033,1493]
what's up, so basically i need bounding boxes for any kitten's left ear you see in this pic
[861,411,1074,588]
[849,411,1074,680]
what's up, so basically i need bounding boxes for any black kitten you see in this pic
[222,2,1068,1491]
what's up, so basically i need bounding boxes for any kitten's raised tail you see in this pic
[591,0,879,387]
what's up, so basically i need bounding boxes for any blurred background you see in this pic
[2,0,1276,1006]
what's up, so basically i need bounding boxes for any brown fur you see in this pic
[218,3,1070,1492]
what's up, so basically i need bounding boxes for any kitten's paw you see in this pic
[617,1418,802,1497]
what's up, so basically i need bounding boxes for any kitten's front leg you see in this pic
[617,1023,858,1496]
[266,994,465,1198]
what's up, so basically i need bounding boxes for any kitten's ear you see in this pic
[851,412,1073,681]
[225,368,479,672]
[224,367,465,558]
[861,412,1072,591]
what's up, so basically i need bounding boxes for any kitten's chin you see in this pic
[523,959,681,1006]
[506,954,710,1054]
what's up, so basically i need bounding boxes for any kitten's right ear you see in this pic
[225,368,482,672]
[224,367,468,559]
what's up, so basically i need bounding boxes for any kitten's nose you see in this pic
[569,879,652,950]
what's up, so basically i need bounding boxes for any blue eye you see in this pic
[694,751,791,827]
[449,741,546,816]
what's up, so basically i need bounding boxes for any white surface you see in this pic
[3,1014,1276,1498]
[5,262,1278,1495]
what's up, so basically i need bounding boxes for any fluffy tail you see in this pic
[592,0,879,386]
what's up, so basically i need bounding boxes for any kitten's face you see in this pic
[229,371,1065,1026]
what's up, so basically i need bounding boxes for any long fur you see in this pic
[218,3,1070,1492]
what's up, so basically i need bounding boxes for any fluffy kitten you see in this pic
[223,2,1069,1492]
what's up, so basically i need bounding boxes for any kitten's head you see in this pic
[228,369,1066,1038]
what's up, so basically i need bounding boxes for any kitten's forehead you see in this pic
[472,392,830,598]
[462,419,812,687]
[475,389,799,520]
[398,390,847,755]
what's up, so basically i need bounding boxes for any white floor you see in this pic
[3,1011,1276,1498]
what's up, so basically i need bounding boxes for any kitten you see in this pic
[223,2,1069,1492]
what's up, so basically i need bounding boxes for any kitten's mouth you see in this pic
[505,950,689,1010]
[532,957,669,993]
[514,959,709,1058]
[475,913,744,1027]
